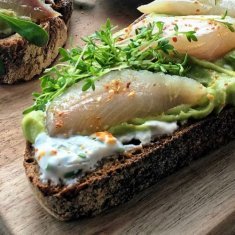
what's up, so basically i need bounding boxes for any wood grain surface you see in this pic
[0,1,235,234]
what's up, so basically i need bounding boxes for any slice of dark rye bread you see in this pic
[0,0,73,84]
[23,107,235,221]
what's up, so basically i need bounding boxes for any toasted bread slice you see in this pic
[23,108,235,221]
[0,0,73,84]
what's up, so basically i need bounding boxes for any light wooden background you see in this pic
[0,1,235,234]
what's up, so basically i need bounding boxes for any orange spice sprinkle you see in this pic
[55,120,63,128]
[109,89,115,94]
[128,91,136,97]
[38,150,46,160]
[107,137,116,145]
[50,149,57,155]
[105,80,127,95]
[95,132,117,145]
[104,84,110,90]
[115,80,120,86]
[58,111,65,117]
[207,94,214,101]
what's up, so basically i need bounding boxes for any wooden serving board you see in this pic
[0,1,235,234]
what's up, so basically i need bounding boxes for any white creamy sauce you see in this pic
[34,121,178,184]
[118,121,178,144]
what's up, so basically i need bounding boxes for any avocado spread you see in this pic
[22,111,45,143]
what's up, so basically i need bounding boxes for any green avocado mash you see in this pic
[22,111,45,143]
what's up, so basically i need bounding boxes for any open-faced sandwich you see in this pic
[0,0,73,84]
[22,0,235,220]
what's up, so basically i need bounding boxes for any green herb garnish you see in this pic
[214,16,235,32]
[220,21,235,32]
[0,11,49,47]
[221,10,228,20]
[184,31,198,42]
[46,164,55,171]
[64,171,76,178]
[24,19,194,114]
[64,169,82,178]
[174,24,197,42]
[78,153,87,159]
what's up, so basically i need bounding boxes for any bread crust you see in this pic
[0,0,73,84]
[23,108,235,220]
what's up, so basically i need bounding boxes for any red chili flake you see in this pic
[58,111,64,117]
[115,80,120,87]
[104,84,110,90]
[172,37,178,43]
